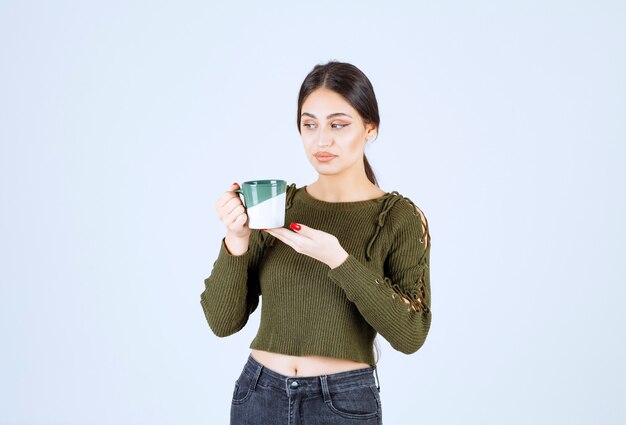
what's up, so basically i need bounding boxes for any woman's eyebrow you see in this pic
[301,112,353,119]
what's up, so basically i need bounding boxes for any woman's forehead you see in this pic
[302,88,357,117]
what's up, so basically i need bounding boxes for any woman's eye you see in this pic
[331,122,348,129]
[303,123,315,129]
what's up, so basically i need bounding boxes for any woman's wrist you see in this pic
[327,249,349,269]
[224,231,250,256]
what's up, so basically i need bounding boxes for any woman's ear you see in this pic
[365,123,378,142]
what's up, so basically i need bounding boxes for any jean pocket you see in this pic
[231,372,254,405]
[326,384,380,419]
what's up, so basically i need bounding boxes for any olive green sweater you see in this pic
[200,183,432,366]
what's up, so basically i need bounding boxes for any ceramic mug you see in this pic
[235,179,287,229]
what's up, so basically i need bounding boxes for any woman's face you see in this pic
[299,87,376,178]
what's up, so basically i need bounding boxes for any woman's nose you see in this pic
[317,127,332,147]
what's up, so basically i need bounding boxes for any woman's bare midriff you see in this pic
[250,349,371,377]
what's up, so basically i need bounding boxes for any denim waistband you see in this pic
[242,354,380,395]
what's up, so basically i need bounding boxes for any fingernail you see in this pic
[289,222,301,231]
[233,182,238,186]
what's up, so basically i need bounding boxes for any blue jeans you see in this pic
[230,354,383,424]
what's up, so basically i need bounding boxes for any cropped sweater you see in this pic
[200,183,432,366]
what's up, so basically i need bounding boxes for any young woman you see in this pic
[201,61,432,424]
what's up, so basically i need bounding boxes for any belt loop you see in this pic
[320,375,331,403]
[252,362,263,391]
[374,367,381,391]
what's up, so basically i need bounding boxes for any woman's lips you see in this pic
[314,153,337,162]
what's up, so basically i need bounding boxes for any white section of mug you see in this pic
[246,192,286,229]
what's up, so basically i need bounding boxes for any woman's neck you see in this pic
[306,177,384,203]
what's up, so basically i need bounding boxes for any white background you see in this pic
[1,1,625,424]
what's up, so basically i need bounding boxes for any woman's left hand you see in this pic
[263,222,349,269]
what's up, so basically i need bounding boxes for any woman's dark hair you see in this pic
[297,61,380,187]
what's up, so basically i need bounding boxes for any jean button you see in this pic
[291,381,298,388]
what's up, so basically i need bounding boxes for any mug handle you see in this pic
[234,188,246,208]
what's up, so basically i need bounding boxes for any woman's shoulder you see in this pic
[383,189,426,215]
[383,190,430,238]
[285,182,299,209]
[286,181,299,194]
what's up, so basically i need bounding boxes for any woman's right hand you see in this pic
[215,183,252,241]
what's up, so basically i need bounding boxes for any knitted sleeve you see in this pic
[200,229,268,337]
[327,202,432,354]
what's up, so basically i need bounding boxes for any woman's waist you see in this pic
[249,349,372,378]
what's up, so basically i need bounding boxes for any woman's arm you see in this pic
[328,205,432,354]
[200,229,268,337]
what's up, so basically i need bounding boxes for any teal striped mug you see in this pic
[235,179,287,229]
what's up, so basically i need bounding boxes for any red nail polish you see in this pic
[233,182,238,185]
[290,222,301,231]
